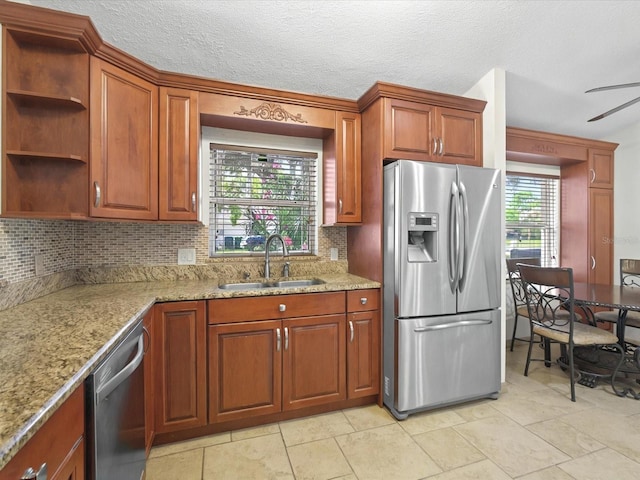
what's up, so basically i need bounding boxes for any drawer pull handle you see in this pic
[21,463,47,480]
[276,328,281,351]
[349,321,354,343]
[279,304,286,312]
[360,297,367,305]
[284,327,289,350]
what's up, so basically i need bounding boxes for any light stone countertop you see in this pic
[0,272,379,470]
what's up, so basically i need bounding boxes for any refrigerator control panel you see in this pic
[408,212,438,231]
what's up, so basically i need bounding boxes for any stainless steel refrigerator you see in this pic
[383,160,501,420]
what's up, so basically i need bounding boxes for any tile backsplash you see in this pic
[0,218,347,286]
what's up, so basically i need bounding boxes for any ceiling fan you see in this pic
[586,82,640,122]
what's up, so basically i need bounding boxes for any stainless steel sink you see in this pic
[218,282,272,290]
[218,278,325,290]
[272,279,325,288]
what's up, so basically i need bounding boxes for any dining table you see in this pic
[570,282,640,398]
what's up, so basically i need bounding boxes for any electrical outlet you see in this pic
[330,248,339,261]
[177,248,196,265]
[35,254,44,276]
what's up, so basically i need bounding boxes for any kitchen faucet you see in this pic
[264,233,289,279]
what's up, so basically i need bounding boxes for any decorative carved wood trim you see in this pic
[234,102,308,124]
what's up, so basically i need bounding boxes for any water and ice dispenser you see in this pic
[407,212,438,262]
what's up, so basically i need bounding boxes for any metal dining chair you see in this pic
[594,258,640,347]
[506,257,540,351]
[518,263,624,402]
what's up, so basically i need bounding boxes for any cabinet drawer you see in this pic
[347,289,380,312]
[209,292,346,324]
[0,384,84,480]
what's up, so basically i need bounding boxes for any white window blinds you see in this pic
[208,144,317,256]
[505,173,559,266]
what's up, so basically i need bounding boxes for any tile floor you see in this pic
[146,343,640,479]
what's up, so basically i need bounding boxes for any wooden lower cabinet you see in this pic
[0,385,85,480]
[143,310,155,456]
[154,301,207,434]
[209,314,347,422]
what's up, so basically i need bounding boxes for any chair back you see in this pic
[620,259,640,287]
[506,257,540,309]
[517,263,576,334]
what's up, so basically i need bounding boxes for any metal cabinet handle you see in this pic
[432,137,438,155]
[438,138,444,156]
[21,463,47,480]
[191,192,196,212]
[276,328,281,351]
[591,256,596,270]
[589,168,596,184]
[94,181,101,208]
[349,320,354,343]
[142,325,151,354]
[339,199,343,214]
[284,327,289,350]
[360,297,367,305]
[279,304,286,312]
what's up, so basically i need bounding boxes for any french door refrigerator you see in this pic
[383,160,501,420]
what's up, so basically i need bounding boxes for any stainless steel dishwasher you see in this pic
[86,319,146,480]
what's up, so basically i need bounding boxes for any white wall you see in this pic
[606,123,640,343]
[465,68,507,382]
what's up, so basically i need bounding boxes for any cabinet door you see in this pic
[90,57,158,220]
[154,301,207,433]
[588,148,614,189]
[437,107,482,166]
[336,111,362,223]
[143,310,154,456]
[50,437,84,480]
[282,314,346,410]
[209,320,282,422]
[159,87,199,221]
[347,310,380,399]
[589,188,613,285]
[383,98,434,161]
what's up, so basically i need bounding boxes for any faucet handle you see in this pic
[282,262,290,278]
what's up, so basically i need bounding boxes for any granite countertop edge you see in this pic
[0,273,379,470]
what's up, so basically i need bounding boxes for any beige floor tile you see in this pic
[202,433,293,480]
[526,418,605,458]
[149,432,231,458]
[145,448,203,480]
[557,447,640,479]
[231,422,280,441]
[425,459,511,480]
[561,409,640,463]
[452,398,502,422]
[279,411,354,446]
[287,438,353,480]
[454,414,570,477]
[335,423,442,480]
[342,404,396,431]
[517,465,576,479]
[399,408,466,435]
[413,427,485,471]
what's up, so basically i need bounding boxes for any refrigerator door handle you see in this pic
[448,181,460,293]
[457,181,470,292]
[414,319,492,332]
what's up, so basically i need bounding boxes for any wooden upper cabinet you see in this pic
[382,97,482,165]
[1,26,89,219]
[90,57,159,220]
[588,148,614,189]
[159,87,199,221]
[323,111,362,225]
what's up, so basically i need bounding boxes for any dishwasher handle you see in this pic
[414,319,492,332]
[96,334,144,403]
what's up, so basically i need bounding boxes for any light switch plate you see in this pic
[330,248,338,261]
[35,254,44,276]
[177,248,196,265]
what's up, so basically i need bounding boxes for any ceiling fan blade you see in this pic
[586,81,640,93]
[588,95,640,122]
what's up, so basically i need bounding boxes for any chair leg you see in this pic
[544,338,551,367]
[510,313,519,351]
[568,345,576,402]
[524,333,535,376]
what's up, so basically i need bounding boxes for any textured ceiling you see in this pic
[28,0,640,141]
